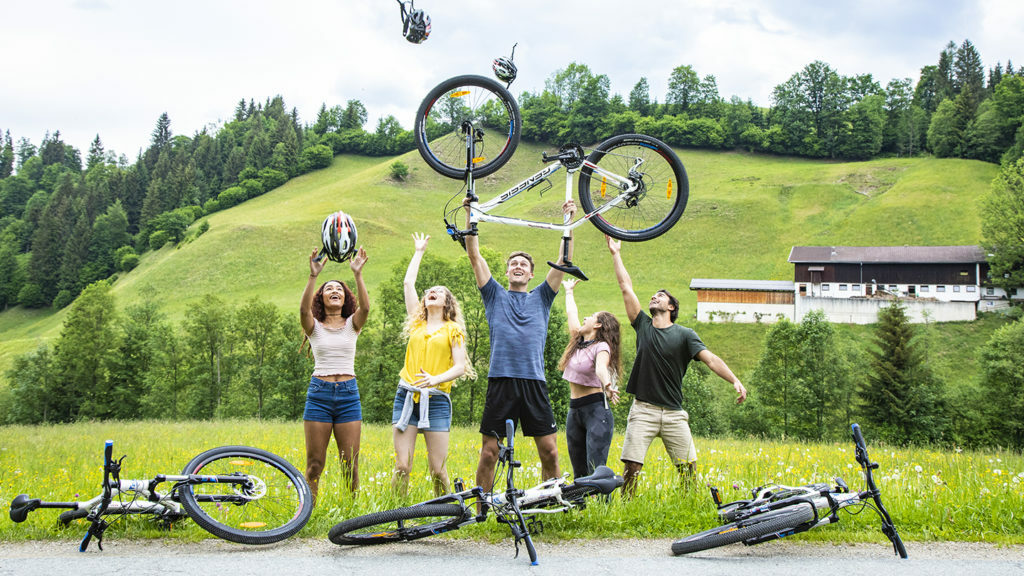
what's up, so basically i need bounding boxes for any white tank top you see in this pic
[308,318,358,377]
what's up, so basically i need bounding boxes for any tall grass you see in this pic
[2,421,1021,544]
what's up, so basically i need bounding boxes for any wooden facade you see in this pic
[695,289,794,304]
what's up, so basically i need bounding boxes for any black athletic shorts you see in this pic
[479,377,558,438]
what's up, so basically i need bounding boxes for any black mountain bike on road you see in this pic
[328,419,623,565]
[672,423,908,558]
[9,440,313,551]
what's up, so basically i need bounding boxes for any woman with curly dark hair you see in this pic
[300,245,369,502]
[558,278,622,479]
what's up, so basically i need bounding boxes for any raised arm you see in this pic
[349,247,370,332]
[544,200,577,292]
[300,248,326,336]
[404,233,429,316]
[464,199,492,288]
[696,349,747,404]
[563,278,582,336]
[606,235,642,323]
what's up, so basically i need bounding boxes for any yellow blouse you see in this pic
[400,320,466,395]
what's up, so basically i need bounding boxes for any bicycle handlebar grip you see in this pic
[79,531,92,552]
[851,424,865,449]
[104,440,113,470]
[505,419,515,450]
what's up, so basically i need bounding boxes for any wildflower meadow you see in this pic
[1,421,1021,545]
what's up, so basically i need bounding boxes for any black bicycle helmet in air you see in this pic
[493,57,518,84]
[320,211,358,263]
[398,0,431,44]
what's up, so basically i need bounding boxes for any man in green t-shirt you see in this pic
[607,236,747,496]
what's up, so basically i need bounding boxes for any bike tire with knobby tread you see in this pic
[328,503,466,545]
[414,75,521,179]
[671,504,816,555]
[578,133,688,241]
[178,445,312,545]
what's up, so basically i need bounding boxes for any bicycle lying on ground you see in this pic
[671,423,908,558]
[9,441,313,551]
[414,55,689,280]
[328,419,623,565]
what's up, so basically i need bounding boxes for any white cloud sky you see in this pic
[1,0,1022,158]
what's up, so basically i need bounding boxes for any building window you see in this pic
[920,285,929,293]
[967,285,976,293]
[953,285,961,292]
[889,285,897,291]
[937,285,946,292]
[839,284,848,291]
[852,284,861,291]
[822,284,830,291]
[798,284,807,296]
[986,287,995,295]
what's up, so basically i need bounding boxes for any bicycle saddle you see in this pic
[572,465,623,495]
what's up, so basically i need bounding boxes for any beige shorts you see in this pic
[620,399,697,465]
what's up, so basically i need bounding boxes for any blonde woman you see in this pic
[392,233,472,496]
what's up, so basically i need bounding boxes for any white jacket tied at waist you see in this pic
[394,379,450,431]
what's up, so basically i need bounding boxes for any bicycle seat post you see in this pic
[547,166,588,281]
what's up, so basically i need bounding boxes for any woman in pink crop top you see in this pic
[557,278,622,479]
[300,244,369,502]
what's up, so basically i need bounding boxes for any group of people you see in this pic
[299,200,746,504]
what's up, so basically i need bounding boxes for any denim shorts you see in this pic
[303,377,362,424]
[391,388,452,432]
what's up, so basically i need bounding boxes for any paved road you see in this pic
[1,538,1021,576]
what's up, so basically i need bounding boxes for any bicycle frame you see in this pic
[464,153,643,234]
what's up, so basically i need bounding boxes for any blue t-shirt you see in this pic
[479,277,556,380]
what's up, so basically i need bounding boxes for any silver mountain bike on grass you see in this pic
[672,423,908,558]
[328,419,623,565]
[414,57,689,280]
[9,440,312,551]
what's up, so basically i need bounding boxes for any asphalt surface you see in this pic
[1,538,1021,576]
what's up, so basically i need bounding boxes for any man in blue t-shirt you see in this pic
[466,200,577,493]
[607,236,747,497]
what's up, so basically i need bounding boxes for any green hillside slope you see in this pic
[0,144,1001,381]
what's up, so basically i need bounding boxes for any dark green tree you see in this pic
[666,65,700,114]
[183,295,233,418]
[232,297,287,418]
[981,157,1024,293]
[56,281,119,420]
[977,319,1024,448]
[927,99,964,157]
[0,130,14,179]
[860,302,947,444]
[629,77,652,116]
[151,112,172,151]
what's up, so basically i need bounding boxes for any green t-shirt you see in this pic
[626,311,707,410]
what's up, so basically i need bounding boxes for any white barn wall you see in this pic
[696,302,794,323]
[794,297,977,324]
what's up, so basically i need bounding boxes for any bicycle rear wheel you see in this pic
[671,504,816,555]
[578,134,688,241]
[328,503,466,545]
[415,75,521,179]
[178,446,312,545]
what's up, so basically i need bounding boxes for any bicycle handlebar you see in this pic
[850,423,907,559]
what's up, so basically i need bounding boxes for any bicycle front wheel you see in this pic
[671,504,816,555]
[328,503,466,545]
[415,75,521,179]
[578,134,688,241]
[178,445,312,545]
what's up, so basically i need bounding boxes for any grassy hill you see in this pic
[0,143,1005,384]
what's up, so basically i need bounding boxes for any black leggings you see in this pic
[565,394,614,479]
